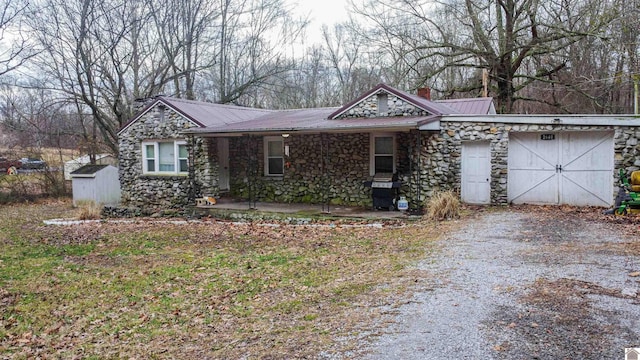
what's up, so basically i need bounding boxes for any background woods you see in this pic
[0,0,638,153]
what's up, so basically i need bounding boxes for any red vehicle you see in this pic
[0,157,21,175]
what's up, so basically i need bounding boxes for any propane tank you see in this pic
[397,196,409,211]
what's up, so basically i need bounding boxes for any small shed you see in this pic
[71,164,121,206]
[64,154,117,180]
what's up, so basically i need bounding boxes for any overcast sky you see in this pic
[289,0,351,45]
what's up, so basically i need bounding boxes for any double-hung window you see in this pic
[370,134,395,175]
[264,136,284,176]
[143,140,188,175]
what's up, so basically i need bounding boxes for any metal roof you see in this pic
[118,97,273,135]
[160,97,273,127]
[183,107,440,135]
[118,84,495,137]
[435,98,496,115]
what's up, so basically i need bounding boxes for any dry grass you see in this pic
[426,190,461,220]
[0,200,447,359]
[75,201,102,220]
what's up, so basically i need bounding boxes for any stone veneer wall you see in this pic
[412,121,640,206]
[335,92,429,118]
[118,106,217,212]
[227,133,412,206]
[120,108,640,211]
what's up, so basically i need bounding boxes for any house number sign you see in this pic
[540,134,555,140]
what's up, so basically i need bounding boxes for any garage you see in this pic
[507,131,614,206]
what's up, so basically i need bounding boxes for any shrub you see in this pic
[426,190,460,221]
[76,201,102,220]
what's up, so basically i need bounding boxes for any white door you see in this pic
[217,138,230,191]
[461,142,491,204]
[508,131,613,206]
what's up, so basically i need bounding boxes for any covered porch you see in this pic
[194,196,410,220]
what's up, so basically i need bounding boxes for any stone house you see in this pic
[117,83,640,213]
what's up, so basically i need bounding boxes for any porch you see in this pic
[195,197,411,220]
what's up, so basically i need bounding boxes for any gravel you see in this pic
[361,208,640,359]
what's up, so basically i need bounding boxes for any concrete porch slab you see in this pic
[196,198,410,220]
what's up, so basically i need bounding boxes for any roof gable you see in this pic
[328,83,458,119]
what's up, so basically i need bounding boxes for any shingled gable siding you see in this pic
[413,121,640,206]
[334,92,430,118]
[227,133,412,206]
[118,106,218,212]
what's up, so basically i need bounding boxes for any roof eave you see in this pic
[182,123,426,136]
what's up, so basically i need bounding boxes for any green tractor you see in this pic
[611,168,640,215]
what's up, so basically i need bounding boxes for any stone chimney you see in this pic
[133,95,164,113]
[417,87,431,101]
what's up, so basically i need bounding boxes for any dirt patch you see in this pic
[490,277,638,359]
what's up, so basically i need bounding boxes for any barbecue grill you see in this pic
[364,173,402,210]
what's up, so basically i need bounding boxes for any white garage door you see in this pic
[508,131,613,206]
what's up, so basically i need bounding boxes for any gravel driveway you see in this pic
[363,207,640,359]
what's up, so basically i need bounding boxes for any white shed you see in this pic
[71,164,121,206]
[64,154,117,180]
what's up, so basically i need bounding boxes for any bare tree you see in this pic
[0,0,38,78]
[353,0,619,113]
[200,0,307,105]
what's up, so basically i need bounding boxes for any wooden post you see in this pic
[482,69,489,97]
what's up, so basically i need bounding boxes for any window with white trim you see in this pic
[264,136,284,176]
[142,140,188,174]
[370,133,395,175]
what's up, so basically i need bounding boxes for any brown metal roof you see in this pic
[118,97,273,135]
[160,97,273,127]
[118,84,494,137]
[183,107,440,135]
[435,98,496,115]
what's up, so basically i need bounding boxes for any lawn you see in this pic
[0,200,446,358]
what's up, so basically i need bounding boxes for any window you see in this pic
[264,136,284,176]
[142,140,188,174]
[370,134,395,175]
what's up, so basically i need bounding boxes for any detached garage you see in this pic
[424,115,640,207]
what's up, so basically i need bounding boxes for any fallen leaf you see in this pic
[493,344,506,351]
[629,272,640,277]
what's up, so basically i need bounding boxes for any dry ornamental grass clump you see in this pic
[75,201,102,220]
[426,190,461,220]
